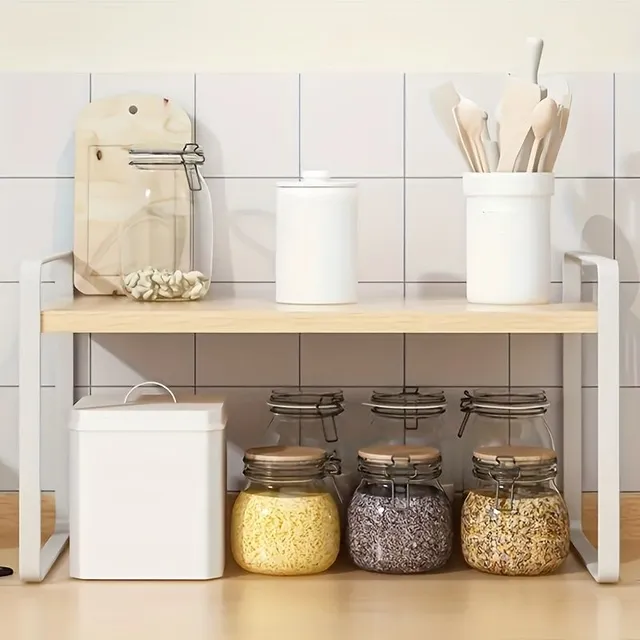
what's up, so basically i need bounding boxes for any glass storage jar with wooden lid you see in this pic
[461,445,569,576]
[120,144,213,302]
[264,388,355,508]
[458,389,555,491]
[231,446,341,576]
[347,445,453,574]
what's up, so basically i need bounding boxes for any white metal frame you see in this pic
[563,251,620,583]
[17,250,620,582]
[19,250,73,581]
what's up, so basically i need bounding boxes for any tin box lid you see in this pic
[277,170,357,188]
[70,392,227,432]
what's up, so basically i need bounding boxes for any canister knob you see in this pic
[301,170,331,183]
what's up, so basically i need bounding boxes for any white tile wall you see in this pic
[0,71,636,491]
[196,74,299,177]
[300,73,404,177]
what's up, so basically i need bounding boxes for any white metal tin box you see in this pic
[69,383,226,580]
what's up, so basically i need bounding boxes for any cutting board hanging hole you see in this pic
[129,105,138,115]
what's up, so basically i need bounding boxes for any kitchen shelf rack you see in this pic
[19,250,619,583]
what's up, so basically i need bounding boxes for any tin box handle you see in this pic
[123,381,177,404]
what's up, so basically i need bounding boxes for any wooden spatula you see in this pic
[496,79,542,172]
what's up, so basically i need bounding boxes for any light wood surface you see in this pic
[244,446,327,462]
[1,493,640,640]
[358,444,440,463]
[41,295,598,334]
[474,445,557,463]
[74,94,192,295]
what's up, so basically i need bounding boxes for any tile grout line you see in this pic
[297,73,302,178]
[0,176,627,181]
[402,73,407,387]
[88,72,92,395]
[193,72,198,392]
[613,73,617,260]
[297,72,302,390]
[507,334,511,392]
[26,384,627,390]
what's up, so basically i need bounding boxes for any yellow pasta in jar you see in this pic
[231,488,340,576]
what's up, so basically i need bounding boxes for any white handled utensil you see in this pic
[527,97,558,172]
[495,37,547,148]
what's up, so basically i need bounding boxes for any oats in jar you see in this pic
[461,489,570,576]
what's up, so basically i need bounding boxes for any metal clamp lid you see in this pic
[357,445,443,511]
[243,446,342,483]
[267,388,344,444]
[458,388,551,439]
[129,143,205,191]
[472,446,558,513]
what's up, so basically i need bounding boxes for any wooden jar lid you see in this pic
[473,445,557,465]
[244,445,327,463]
[358,444,441,464]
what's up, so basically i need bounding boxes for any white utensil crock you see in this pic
[463,172,554,305]
[276,170,358,304]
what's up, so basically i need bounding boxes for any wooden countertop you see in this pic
[1,547,640,640]
[40,295,598,334]
[1,492,640,640]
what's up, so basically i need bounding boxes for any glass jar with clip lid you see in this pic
[264,388,356,510]
[461,445,570,576]
[120,143,213,302]
[231,445,342,576]
[457,388,555,491]
[363,388,451,488]
[347,445,453,574]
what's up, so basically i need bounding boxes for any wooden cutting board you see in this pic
[74,94,193,295]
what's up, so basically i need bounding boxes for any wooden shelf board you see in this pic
[40,295,598,334]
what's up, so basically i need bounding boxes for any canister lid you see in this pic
[277,170,357,188]
[244,445,327,462]
[473,445,557,465]
[358,445,441,464]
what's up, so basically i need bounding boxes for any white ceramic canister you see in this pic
[463,172,554,305]
[276,171,358,305]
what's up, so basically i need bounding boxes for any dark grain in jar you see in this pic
[347,486,453,574]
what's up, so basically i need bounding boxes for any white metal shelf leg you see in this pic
[19,251,73,582]
[563,251,620,583]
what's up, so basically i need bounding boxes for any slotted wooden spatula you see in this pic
[496,79,542,172]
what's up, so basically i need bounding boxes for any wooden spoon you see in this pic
[527,97,558,172]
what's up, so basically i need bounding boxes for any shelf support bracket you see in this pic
[19,250,73,582]
[563,251,619,583]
